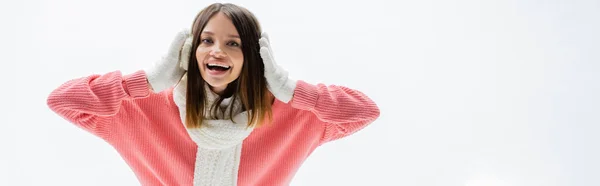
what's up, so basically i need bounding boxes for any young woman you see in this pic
[47,3,380,186]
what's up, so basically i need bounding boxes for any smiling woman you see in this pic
[46,2,380,186]
[182,4,271,130]
[197,14,245,93]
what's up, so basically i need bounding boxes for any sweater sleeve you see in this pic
[46,70,150,139]
[290,80,381,144]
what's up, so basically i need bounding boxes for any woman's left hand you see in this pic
[259,32,297,103]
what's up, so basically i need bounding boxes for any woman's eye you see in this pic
[201,39,213,44]
[228,41,240,47]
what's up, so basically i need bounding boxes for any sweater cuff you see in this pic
[123,70,150,98]
[290,80,319,111]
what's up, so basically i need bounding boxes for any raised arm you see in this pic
[46,70,149,138]
[257,32,381,144]
[291,80,380,143]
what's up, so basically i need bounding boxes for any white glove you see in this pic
[259,32,297,103]
[144,29,192,92]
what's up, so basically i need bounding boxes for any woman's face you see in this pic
[196,12,244,94]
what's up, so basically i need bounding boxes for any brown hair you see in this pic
[184,3,272,128]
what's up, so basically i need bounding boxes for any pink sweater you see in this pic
[47,70,380,186]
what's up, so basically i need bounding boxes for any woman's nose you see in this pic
[210,45,226,58]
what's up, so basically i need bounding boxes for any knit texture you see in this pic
[47,70,380,186]
[173,73,253,185]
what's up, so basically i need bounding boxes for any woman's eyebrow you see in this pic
[202,31,240,38]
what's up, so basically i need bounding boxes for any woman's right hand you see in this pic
[144,29,191,92]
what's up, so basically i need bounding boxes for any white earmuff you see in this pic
[179,36,194,71]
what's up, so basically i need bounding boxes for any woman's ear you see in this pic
[179,36,194,71]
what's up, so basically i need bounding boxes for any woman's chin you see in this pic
[204,82,228,93]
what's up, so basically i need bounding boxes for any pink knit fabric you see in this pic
[47,70,380,186]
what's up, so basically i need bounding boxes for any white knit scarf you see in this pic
[172,73,254,186]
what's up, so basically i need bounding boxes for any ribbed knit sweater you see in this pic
[46,70,380,186]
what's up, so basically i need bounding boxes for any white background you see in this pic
[1,0,599,185]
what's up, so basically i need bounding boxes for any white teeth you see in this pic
[207,63,230,69]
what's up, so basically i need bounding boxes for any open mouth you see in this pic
[206,63,230,71]
[205,63,231,76]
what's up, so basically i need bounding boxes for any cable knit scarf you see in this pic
[172,73,254,186]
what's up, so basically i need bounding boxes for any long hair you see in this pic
[184,3,272,128]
